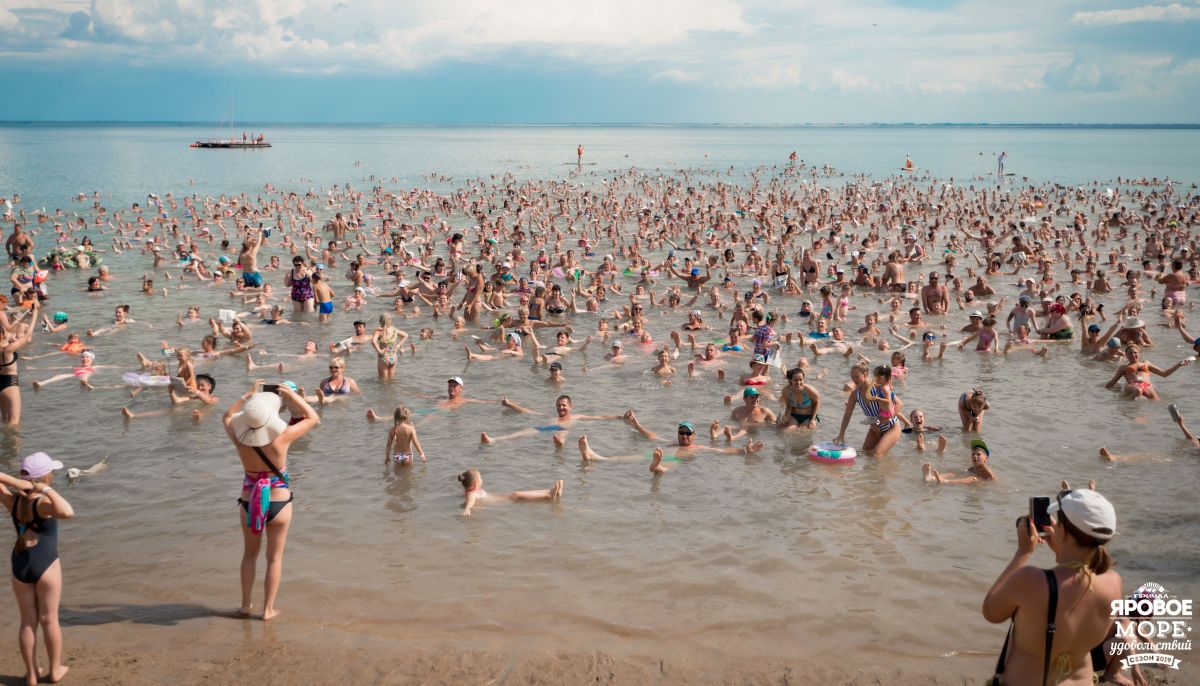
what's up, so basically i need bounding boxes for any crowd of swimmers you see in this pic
[1,159,1197,684]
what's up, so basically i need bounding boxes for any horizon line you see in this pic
[1,120,1199,129]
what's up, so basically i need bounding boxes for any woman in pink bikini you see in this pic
[224,383,319,620]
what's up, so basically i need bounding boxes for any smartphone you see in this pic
[1029,497,1053,536]
[262,384,280,394]
[162,348,176,357]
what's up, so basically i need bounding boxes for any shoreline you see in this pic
[0,608,1182,685]
[0,613,993,685]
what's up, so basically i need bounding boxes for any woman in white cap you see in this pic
[983,488,1122,686]
[223,383,319,620]
[1114,317,1152,348]
[1,452,74,685]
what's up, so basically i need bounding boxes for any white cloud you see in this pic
[829,68,875,93]
[90,0,178,43]
[653,68,701,83]
[1174,58,1200,75]
[0,8,18,30]
[1071,3,1200,26]
[0,0,1196,114]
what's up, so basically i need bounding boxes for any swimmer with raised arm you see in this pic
[1103,343,1190,400]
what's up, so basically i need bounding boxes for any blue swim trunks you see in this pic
[318,301,334,314]
[535,424,567,432]
[243,271,263,287]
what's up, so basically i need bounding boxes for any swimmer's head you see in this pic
[969,438,990,463]
[394,406,412,424]
[549,361,563,372]
[555,394,572,418]
[677,421,696,444]
[922,331,936,342]
[1088,324,1101,334]
[80,349,95,363]
[196,374,216,393]
[458,469,482,491]
[910,409,924,425]
[873,365,892,384]
[743,387,760,402]
[52,311,67,324]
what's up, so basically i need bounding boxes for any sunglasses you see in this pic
[329,366,340,370]
[678,430,694,436]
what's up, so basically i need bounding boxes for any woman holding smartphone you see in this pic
[983,489,1123,686]
[224,382,319,620]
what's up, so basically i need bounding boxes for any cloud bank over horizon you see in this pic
[1,0,1198,123]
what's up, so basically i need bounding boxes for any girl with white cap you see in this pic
[223,382,319,620]
[1,452,74,685]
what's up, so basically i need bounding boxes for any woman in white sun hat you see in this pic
[224,382,319,620]
[1,452,74,685]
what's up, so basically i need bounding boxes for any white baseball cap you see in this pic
[20,452,64,479]
[1047,489,1117,542]
[448,376,464,386]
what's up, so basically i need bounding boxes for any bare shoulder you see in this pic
[1094,569,1124,598]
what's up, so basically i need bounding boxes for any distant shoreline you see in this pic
[1,121,1198,130]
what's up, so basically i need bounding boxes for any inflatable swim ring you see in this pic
[807,442,857,464]
[122,372,171,388]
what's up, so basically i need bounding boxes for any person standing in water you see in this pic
[224,384,320,621]
[997,151,1007,174]
[576,144,584,167]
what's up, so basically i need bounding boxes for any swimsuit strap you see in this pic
[1042,569,1060,686]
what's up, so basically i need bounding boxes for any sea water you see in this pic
[0,123,1197,680]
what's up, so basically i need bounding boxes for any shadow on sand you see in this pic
[60,602,234,627]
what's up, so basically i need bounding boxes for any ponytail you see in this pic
[1089,544,1113,575]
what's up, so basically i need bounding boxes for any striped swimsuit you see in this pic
[856,386,898,432]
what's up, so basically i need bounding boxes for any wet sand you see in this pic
[0,613,992,685]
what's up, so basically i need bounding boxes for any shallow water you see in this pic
[0,125,1198,680]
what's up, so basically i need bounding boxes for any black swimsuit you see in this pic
[10,496,58,584]
[0,350,18,389]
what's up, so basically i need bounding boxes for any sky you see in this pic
[0,0,1198,124]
